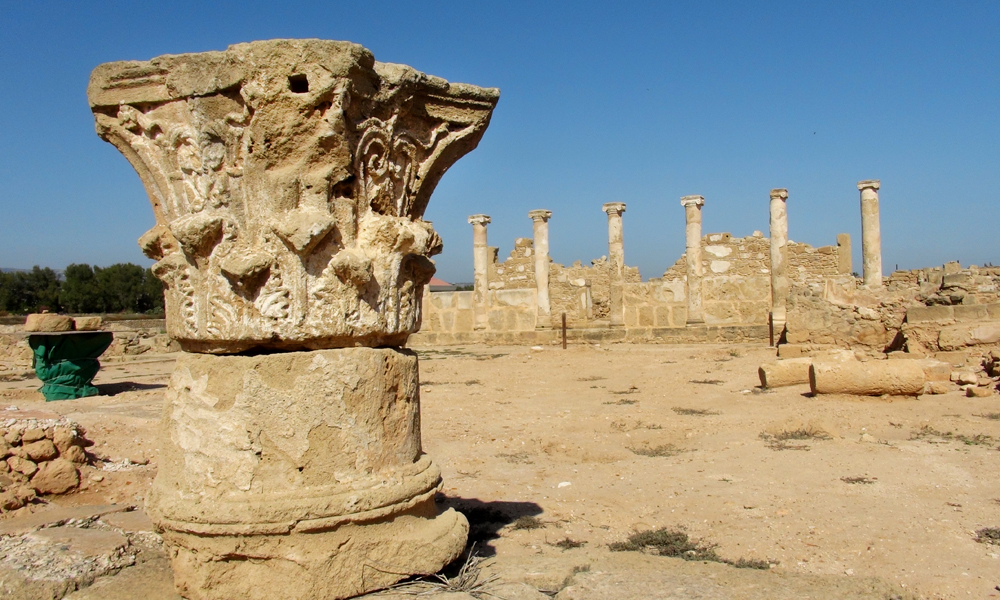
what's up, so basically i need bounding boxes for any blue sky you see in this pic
[1,1,998,282]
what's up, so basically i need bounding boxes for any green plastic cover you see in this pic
[29,332,114,401]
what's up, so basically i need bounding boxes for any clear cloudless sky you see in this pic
[1,1,998,282]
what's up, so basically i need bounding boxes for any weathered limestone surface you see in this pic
[681,195,705,325]
[148,348,467,600]
[768,188,789,335]
[858,180,882,289]
[90,39,497,600]
[468,214,491,330]
[24,314,74,332]
[758,349,854,388]
[810,360,927,396]
[603,203,626,327]
[89,39,499,354]
[530,210,553,326]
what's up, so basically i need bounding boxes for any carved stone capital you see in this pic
[528,209,552,223]
[769,188,788,200]
[89,39,499,353]
[602,202,626,216]
[680,195,705,208]
[857,179,881,191]
[468,214,491,226]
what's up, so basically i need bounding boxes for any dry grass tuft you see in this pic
[609,527,770,570]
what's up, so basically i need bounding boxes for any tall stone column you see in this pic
[768,188,789,339]
[680,195,705,325]
[858,180,883,288]
[602,202,626,327]
[468,214,491,330]
[89,40,499,600]
[529,209,553,327]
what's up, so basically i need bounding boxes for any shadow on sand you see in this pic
[436,494,544,556]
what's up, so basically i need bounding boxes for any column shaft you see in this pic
[858,180,882,288]
[529,210,553,327]
[468,215,491,330]
[680,196,705,325]
[602,202,626,327]
[769,189,789,337]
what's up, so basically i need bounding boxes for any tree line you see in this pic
[0,264,164,315]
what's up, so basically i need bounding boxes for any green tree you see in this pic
[0,267,62,314]
[140,269,165,313]
[95,263,147,313]
[60,264,103,313]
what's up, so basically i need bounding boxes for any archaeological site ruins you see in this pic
[0,35,998,600]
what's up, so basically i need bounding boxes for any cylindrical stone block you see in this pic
[858,180,882,288]
[758,357,812,388]
[147,347,468,600]
[602,202,626,328]
[810,359,925,396]
[680,195,705,325]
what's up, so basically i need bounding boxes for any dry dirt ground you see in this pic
[2,342,999,599]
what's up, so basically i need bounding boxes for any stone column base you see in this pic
[147,347,468,600]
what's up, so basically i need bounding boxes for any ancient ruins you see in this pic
[86,39,499,599]
[0,34,995,600]
[417,181,1000,364]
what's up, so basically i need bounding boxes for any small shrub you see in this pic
[672,407,719,416]
[511,516,545,531]
[911,425,995,446]
[496,452,533,464]
[841,476,877,485]
[550,538,587,550]
[609,527,771,570]
[629,444,684,457]
[974,527,1000,545]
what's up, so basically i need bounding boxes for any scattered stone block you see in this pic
[22,439,58,462]
[951,371,978,385]
[63,445,88,464]
[21,428,46,443]
[967,386,996,397]
[933,351,971,367]
[8,455,38,476]
[906,305,954,323]
[939,322,1000,350]
[73,316,103,331]
[30,458,79,494]
[24,313,74,332]
[925,381,955,395]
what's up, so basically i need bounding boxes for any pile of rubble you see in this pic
[1,417,91,512]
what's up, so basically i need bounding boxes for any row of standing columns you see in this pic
[466,180,883,332]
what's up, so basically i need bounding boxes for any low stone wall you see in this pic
[903,302,1000,353]
[621,282,685,328]
[407,323,769,347]
[420,289,537,334]
[784,281,911,349]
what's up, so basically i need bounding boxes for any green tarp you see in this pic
[29,332,114,401]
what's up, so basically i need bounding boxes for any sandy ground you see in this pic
[2,342,999,599]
